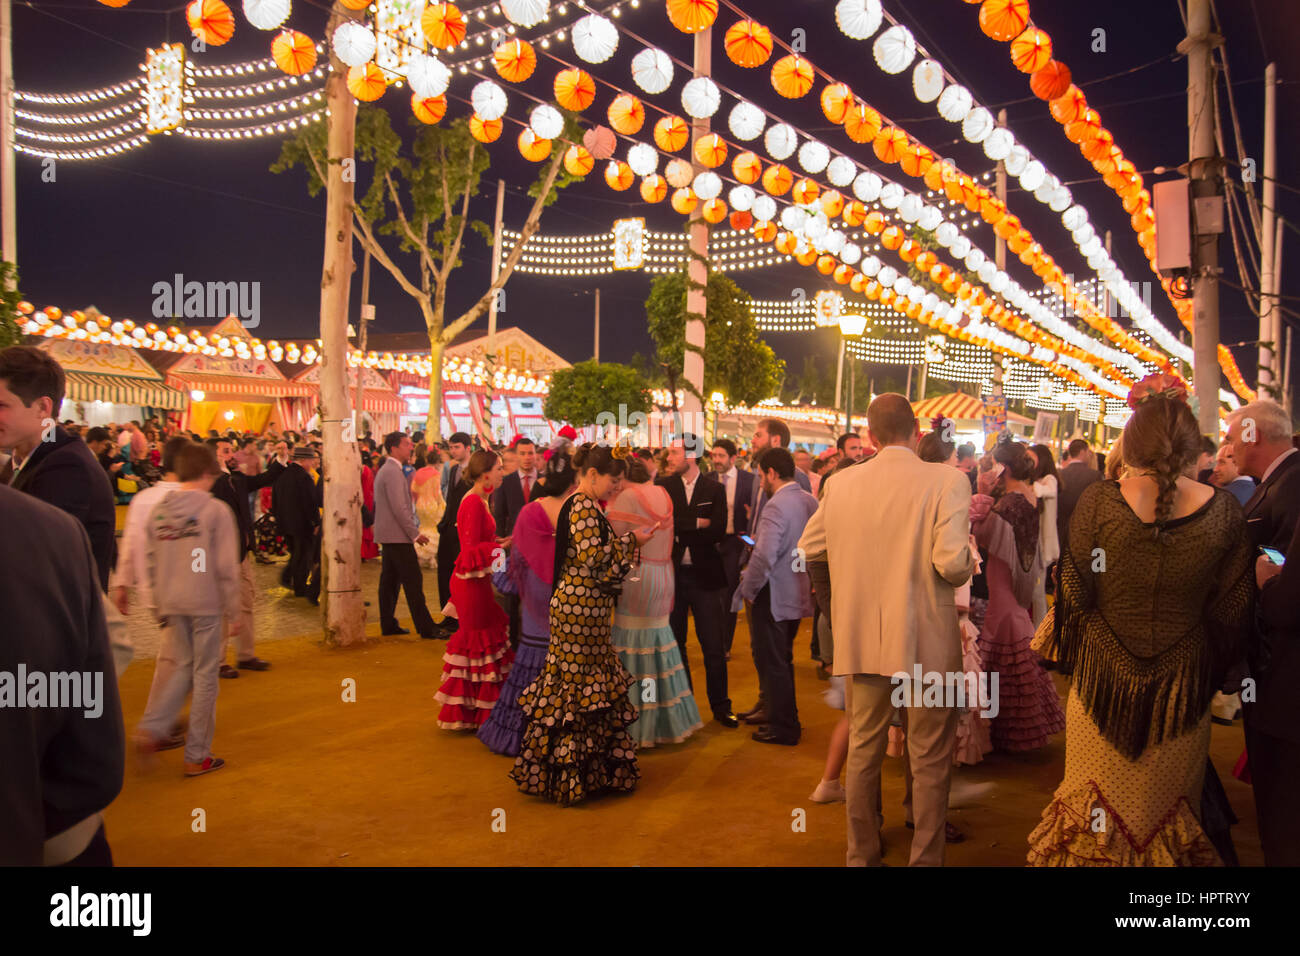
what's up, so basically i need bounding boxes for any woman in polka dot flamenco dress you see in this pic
[434,450,514,730]
[511,444,658,805]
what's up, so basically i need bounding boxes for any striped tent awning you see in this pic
[64,371,187,410]
[166,372,315,398]
[362,390,406,415]
[912,393,986,421]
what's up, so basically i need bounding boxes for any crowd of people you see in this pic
[3,338,1298,868]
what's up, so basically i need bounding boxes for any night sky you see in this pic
[10,0,1300,399]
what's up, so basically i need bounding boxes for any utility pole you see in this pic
[1257,63,1277,396]
[592,287,600,362]
[1184,0,1223,436]
[681,26,712,420]
[487,178,505,358]
[1,0,15,275]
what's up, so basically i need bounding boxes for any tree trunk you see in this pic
[318,2,364,646]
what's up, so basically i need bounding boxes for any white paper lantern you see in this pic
[1062,205,1089,232]
[962,107,993,143]
[764,123,797,160]
[631,47,673,94]
[894,276,913,296]
[853,170,882,202]
[835,0,883,40]
[907,285,925,305]
[501,0,549,29]
[873,25,916,74]
[471,80,508,121]
[877,265,899,288]
[530,104,562,140]
[826,155,856,187]
[823,230,846,255]
[934,221,959,247]
[681,77,720,119]
[728,185,755,211]
[804,212,829,240]
[878,182,904,209]
[1049,184,1072,212]
[898,193,923,222]
[861,254,881,277]
[936,84,972,123]
[728,102,765,141]
[1071,223,1096,246]
[989,270,1010,294]
[406,54,451,99]
[693,171,722,200]
[781,205,808,232]
[950,235,971,259]
[1004,144,1030,177]
[977,261,997,284]
[1034,175,1059,204]
[983,128,1014,161]
[332,21,376,68]
[912,59,944,103]
[572,13,618,64]
[1018,160,1046,193]
[798,140,830,174]
[243,0,290,31]
[627,142,657,177]
[918,204,943,231]
[840,242,862,265]
[752,195,777,222]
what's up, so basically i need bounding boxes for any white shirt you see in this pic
[109,479,181,606]
[1261,447,1297,484]
[681,470,699,565]
[720,465,737,535]
[518,468,538,497]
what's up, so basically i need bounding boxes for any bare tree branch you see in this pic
[351,210,426,302]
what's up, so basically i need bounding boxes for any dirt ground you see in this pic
[103,614,1261,867]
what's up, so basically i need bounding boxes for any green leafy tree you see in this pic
[645,267,783,408]
[0,261,22,348]
[543,360,651,428]
[273,107,581,436]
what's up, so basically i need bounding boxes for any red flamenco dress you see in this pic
[435,492,514,729]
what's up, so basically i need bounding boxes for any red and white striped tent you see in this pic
[913,392,1033,426]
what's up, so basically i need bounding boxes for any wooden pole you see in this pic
[1258,63,1278,395]
[682,26,712,420]
[593,287,600,362]
[0,0,15,275]
[487,178,504,358]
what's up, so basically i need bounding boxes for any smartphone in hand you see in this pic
[1260,546,1286,566]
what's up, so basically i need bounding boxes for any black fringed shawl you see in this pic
[1042,480,1254,760]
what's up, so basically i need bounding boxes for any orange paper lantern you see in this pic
[186,0,235,46]
[640,174,668,203]
[653,114,689,152]
[732,151,762,184]
[820,189,845,218]
[1010,27,1052,74]
[900,143,934,179]
[607,93,644,134]
[469,113,503,143]
[820,83,854,124]
[771,54,815,99]
[873,127,909,165]
[880,226,905,251]
[1082,129,1116,163]
[665,159,694,188]
[604,161,634,191]
[702,198,728,224]
[97,0,132,6]
[1065,109,1101,145]
[753,220,777,241]
[775,231,797,255]
[1049,85,1087,125]
[796,247,819,267]
[978,0,1030,42]
[346,63,387,102]
[843,102,882,144]
[518,128,552,162]
[730,210,754,231]
[863,211,886,234]
[761,163,793,196]
[816,255,837,275]
[340,0,371,8]
[724,19,773,67]
[411,93,447,125]
[842,200,867,226]
[493,39,536,83]
[671,187,699,215]
[1031,61,1073,101]
[564,145,594,176]
[899,239,919,263]
[666,0,718,34]
[422,3,466,50]
[554,67,596,111]
[694,133,727,168]
[272,30,316,76]
[792,178,820,204]
[833,264,854,285]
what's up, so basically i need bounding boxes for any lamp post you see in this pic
[838,313,868,433]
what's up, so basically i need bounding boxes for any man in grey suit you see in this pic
[375,431,437,640]
[732,447,819,746]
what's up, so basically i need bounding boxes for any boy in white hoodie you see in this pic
[136,442,241,776]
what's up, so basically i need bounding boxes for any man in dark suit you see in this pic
[493,436,538,647]
[657,433,738,728]
[1056,438,1100,552]
[436,459,471,638]
[1226,400,1300,865]
[271,446,322,600]
[709,438,755,658]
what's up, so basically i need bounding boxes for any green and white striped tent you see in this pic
[38,338,186,410]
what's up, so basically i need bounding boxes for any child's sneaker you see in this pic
[184,757,226,777]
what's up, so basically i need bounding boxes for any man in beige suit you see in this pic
[799,394,974,866]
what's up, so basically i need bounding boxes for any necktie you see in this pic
[522,474,531,499]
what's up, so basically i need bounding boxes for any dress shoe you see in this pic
[742,709,768,725]
[381,625,410,636]
[237,657,271,671]
[751,728,799,746]
[714,712,740,728]
[905,820,965,843]
[736,702,764,720]
[218,664,240,679]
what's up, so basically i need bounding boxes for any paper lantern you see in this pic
[962,107,993,143]
[339,0,370,8]
[694,133,727,168]
[530,104,563,140]
[898,143,932,178]
[835,0,883,40]
[1010,27,1052,73]
[912,60,945,103]
[752,195,777,222]
[407,54,451,98]
[518,128,551,162]
[563,145,594,176]
[272,30,316,75]
[702,199,728,224]
[728,185,755,211]
[602,94,642,135]
[820,83,854,123]
[411,93,447,125]
[1031,61,1072,101]
[681,77,721,118]
[604,160,634,191]
[725,19,773,67]
[816,255,837,275]
[187,0,235,46]
[728,101,765,140]
[347,63,387,102]
[667,0,718,34]
[775,232,797,256]
[873,126,908,164]
[694,171,723,201]
[1065,109,1101,144]
[332,20,374,67]
[627,142,658,176]
[665,159,694,188]
[553,67,595,111]
[843,102,881,143]
[936,84,972,122]
[1050,85,1086,124]
[842,200,867,226]
[1004,144,1030,176]
[798,140,830,174]
[493,39,536,83]
[640,174,668,203]
[243,0,290,31]
[583,125,616,160]
[469,113,503,143]
[796,247,819,267]
[631,47,673,94]
[827,155,856,187]
[671,188,699,215]
[733,151,761,184]
[879,182,903,208]
[761,163,793,196]
[979,0,1030,42]
[771,54,815,98]
[730,210,754,231]
[97,0,132,6]
[873,25,916,74]
[792,178,820,204]
[653,114,689,152]
[471,80,507,121]
[764,123,797,160]
[1018,159,1045,192]
[422,3,466,50]
[983,127,1014,161]
[572,13,618,63]
[820,189,845,218]
[753,219,777,241]
[853,170,883,202]
[502,0,549,28]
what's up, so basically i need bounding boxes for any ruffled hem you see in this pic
[1027,783,1223,866]
[954,711,993,766]
[476,643,549,757]
[979,625,1064,751]
[511,713,640,806]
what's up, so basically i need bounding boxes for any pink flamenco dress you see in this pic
[434,492,514,730]
[953,571,993,767]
